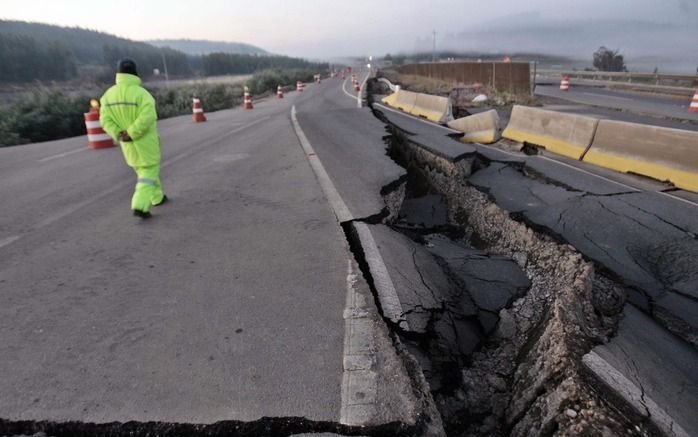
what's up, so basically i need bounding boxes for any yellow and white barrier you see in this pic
[502,105,599,159]
[447,110,501,144]
[381,90,452,124]
[583,120,698,192]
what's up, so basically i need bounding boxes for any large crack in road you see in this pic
[337,80,688,436]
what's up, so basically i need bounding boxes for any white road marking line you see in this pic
[342,76,358,101]
[340,259,378,425]
[657,191,698,207]
[0,235,21,249]
[374,100,697,207]
[583,351,690,437]
[162,117,271,167]
[292,106,408,424]
[353,222,409,331]
[535,155,641,192]
[4,117,271,251]
[373,103,461,134]
[38,147,86,163]
[580,91,634,101]
[290,106,353,222]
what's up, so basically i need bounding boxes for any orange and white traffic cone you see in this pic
[277,85,284,99]
[84,99,115,150]
[354,80,360,92]
[243,86,253,109]
[297,81,304,93]
[560,75,570,92]
[689,90,698,113]
[192,96,207,122]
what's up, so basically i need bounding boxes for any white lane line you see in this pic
[357,72,370,108]
[162,117,270,168]
[583,351,690,437]
[4,118,270,250]
[38,147,86,163]
[353,222,409,331]
[0,235,22,249]
[535,155,641,192]
[292,106,403,424]
[477,144,698,207]
[373,103,461,134]
[373,100,683,200]
[657,191,698,207]
[290,106,353,222]
[342,76,358,101]
[340,259,378,425]
[581,91,634,101]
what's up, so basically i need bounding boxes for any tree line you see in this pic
[0,21,326,84]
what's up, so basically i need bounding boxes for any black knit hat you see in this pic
[117,58,138,76]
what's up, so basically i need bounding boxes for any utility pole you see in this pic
[161,50,170,88]
[432,30,436,63]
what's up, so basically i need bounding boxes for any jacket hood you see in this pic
[115,73,142,86]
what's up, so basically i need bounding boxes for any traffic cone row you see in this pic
[192,96,207,122]
[243,86,254,110]
[84,99,116,150]
[690,89,698,113]
[560,75,570,92]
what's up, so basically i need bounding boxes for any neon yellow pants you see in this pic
[131,164,164,213]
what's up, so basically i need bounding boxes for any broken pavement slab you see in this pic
[582,305,698,437]
[423,235,531,334]
[467,157,698,347]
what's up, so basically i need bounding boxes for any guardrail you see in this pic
[536,69,697,95]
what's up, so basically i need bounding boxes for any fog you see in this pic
[1,0,696,72]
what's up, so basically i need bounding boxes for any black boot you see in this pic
[133,209,152,219]
[154,195,168,206]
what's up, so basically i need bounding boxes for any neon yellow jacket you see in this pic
[100,73,161,167]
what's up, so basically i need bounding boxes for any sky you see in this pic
[1,0,696,69]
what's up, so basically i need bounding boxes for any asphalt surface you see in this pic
[3,69,696,435]
[0,73,421,430]
[535,84,698,123]
[375,101,698,436]
[294,76,405,220]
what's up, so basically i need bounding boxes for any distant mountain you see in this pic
[0,20,191,82]
[149,39,267,56]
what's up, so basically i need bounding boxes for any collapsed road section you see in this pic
[326,79,698,436]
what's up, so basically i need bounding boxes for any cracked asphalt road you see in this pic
[376,102,698,436]
[0,94,351,423]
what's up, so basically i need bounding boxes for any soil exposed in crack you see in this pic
[362,80,663,436]
[0,416,420,437]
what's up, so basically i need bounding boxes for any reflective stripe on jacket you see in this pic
[100,73,161,167]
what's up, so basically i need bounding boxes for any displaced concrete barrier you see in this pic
[411,93,453,124]
[381,90,452,124]
[583,120,698,192]
[447,110,501,144]
[382,89,418,113]
[502,105,599,159]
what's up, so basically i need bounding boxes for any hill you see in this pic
[149,39,267,56]
[0,20,324,85]
[0,20,190,82]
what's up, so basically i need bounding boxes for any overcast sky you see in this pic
[1,0,696,65]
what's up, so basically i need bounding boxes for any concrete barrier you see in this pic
[381,90,452,124]
[502,105,599,159]
[583,120,698,192]
[381,90,418,113]
[447,110,501,144]
[410,93,453,124]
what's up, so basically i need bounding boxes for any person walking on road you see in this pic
[100,58,167,219]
